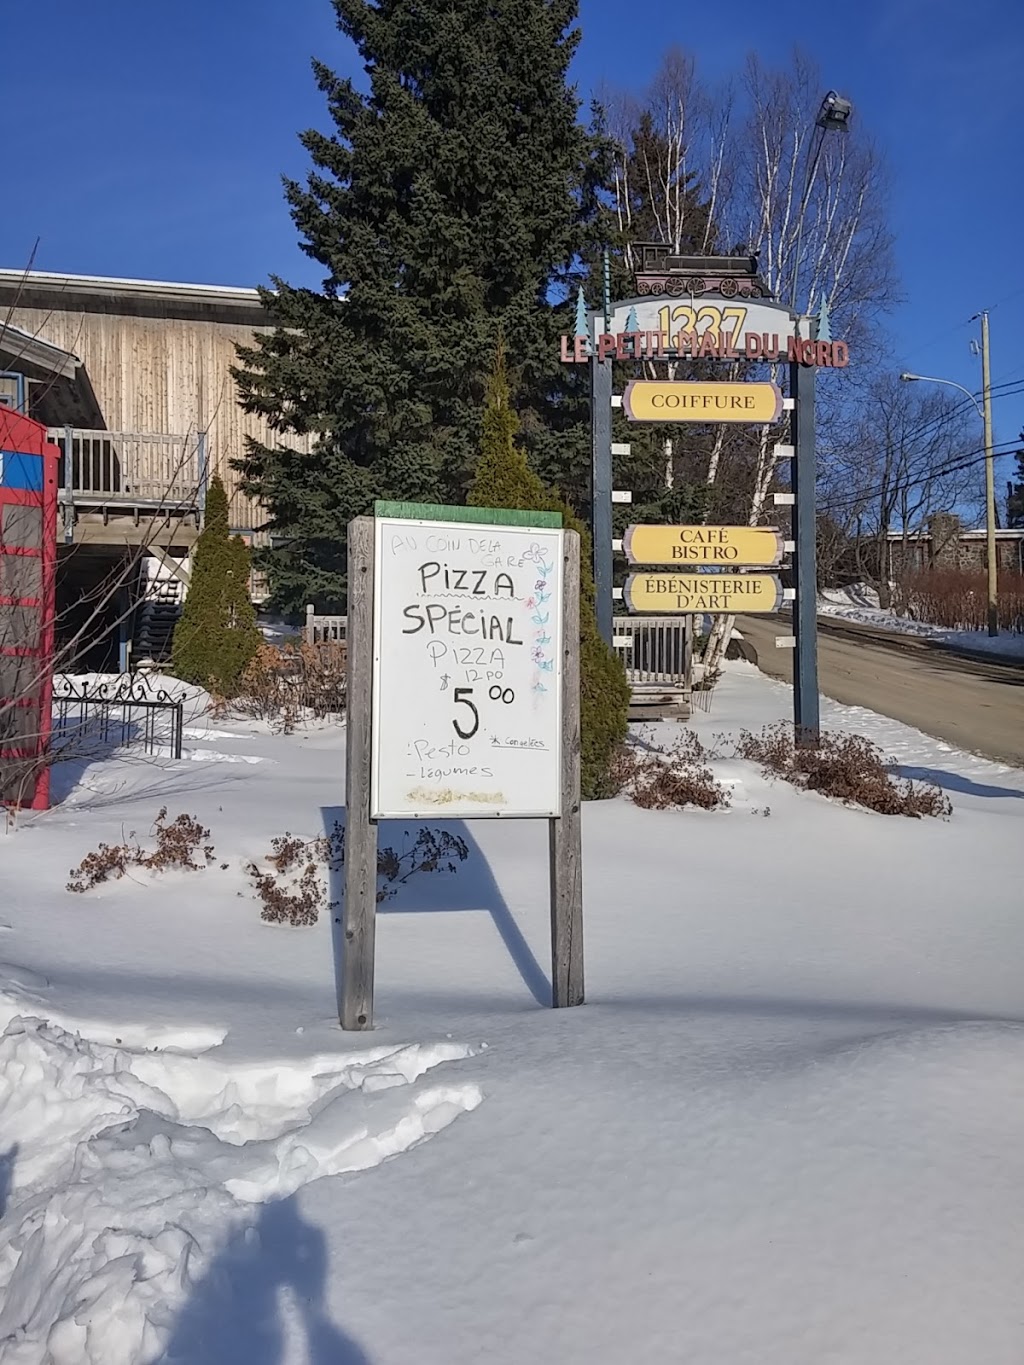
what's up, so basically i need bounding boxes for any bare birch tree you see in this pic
[827,375,978,610]
[698,53,898,669]
[601,52,737,492]
[604,47,897,674]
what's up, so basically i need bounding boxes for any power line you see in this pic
[819,379,1024,471]
[896,283,1024,371]
[821,436,1022,515]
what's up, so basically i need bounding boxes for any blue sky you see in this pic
[3,0,1022,490]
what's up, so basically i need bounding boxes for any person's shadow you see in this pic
[0,1144,16,1220]
[156,1196,369,1364]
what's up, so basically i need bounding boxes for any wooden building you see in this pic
[0,267,310,540]
[0,268,309,667]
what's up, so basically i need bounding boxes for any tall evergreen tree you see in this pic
[1007,430,1024,529]
[234,0,611,612]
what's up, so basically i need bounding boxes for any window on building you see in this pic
[0,373,25,412]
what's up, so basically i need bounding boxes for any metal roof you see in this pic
[0,267,264,308]
[0,319,80,379]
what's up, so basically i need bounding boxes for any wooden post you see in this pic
[305,603,315,646]
[549,530,584,1007]
[340,517,378,1029]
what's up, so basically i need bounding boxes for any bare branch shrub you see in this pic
[248,833,326,926]
[236,641,347,725]
[612,730,730,810]
[67,807,215,891]
[248,821,470,926]
[734,724,951,817]
[901,569,1024,634]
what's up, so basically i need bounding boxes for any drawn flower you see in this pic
[525,596,536,609]
[534,579,547,592]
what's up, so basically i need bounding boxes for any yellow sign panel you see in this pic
[625,572,783,615]
[623,380,783,424]
[624,524,783,567]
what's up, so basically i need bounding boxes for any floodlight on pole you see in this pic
[791,91,853,311]
[816,91,853,131]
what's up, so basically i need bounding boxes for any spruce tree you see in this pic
[234,0,610,612]
[171,477,262,696]
[1008,430,1024,529]
[469,342,629,799]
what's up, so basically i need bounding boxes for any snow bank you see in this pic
[4,659,1024,1362]
[818,586,1024,657]
[0,1011,480,1364]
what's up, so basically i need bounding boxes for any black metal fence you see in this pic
[52,675,184,761]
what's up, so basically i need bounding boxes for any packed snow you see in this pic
[2,662,1023,1364]
[819,584,1024,658]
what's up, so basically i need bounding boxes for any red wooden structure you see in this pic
[0,410,58,810]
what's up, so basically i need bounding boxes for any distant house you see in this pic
[885,514,1024,579]
[0,268,310,668]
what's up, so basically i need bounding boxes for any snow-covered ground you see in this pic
[3,664,1024,1364]
[819,584,1024,658]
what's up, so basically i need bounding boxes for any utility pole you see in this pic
[978,311,999,636]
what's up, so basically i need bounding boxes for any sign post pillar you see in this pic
[340,515,378,1029]
[790,360,820,746]
[550,530,583,1007]
[590,356,614,647]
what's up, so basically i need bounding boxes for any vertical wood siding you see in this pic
[6,307,312,531]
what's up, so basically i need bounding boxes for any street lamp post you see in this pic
[900,352,999,636]
[788,90,851,748]
[790,91,853,313]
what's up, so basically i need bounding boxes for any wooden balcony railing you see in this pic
[48,427,206,511]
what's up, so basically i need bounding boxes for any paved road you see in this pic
[736,614,1024,767]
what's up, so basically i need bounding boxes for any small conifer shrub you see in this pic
[172,476,262,696]
[467,341,629,798]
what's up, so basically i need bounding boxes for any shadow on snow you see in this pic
[155,1195,369,1364]
[322,805,550,1008]
[895,764,1024,801]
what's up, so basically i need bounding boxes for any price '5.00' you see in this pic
[452,684,516,740]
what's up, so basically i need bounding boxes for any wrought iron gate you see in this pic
[52,675,184,761]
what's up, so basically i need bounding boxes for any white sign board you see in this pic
[371,516,564,819]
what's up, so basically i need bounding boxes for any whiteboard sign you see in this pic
[371,516,564,819]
